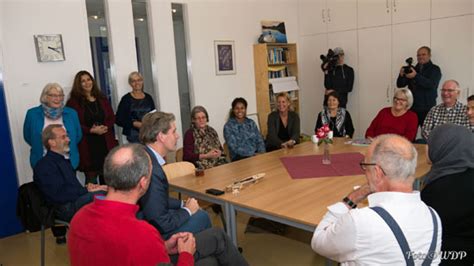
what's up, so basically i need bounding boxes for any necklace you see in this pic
[85,99,100,116]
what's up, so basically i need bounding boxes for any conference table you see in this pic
[168,138,430,245]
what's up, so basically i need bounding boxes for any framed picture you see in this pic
[214,40,236,75]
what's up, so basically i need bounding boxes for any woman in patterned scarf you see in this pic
[315,91,354,138]
[24,83,82,169]
[183,105,227,169]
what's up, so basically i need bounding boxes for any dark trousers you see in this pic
[171,228,248,266]
[55,190,106,222]
[413,109,430,127]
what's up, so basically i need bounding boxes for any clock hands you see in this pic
[48,46,61,54]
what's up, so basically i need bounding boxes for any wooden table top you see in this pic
[169,138,430,228]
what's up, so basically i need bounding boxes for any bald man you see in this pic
[311,134,442,265]
[422,79,471,139]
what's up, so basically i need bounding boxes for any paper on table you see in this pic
[269,76,299,93]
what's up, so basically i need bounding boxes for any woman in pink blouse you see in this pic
[365,88,418,141]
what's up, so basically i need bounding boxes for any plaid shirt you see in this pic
[422,101,471,139]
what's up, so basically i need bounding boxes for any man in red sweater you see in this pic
[68,144,195,266]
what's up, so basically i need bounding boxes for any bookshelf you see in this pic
[253,43,299,137]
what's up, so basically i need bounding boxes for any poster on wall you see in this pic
[261,21,287,43]
[214,40,236,75]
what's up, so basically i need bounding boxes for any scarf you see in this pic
[321,107,346,135]
[192,124,228,169]
[42,103,64,120]
[423,123,474,186]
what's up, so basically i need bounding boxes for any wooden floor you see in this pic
[0,209,326,266]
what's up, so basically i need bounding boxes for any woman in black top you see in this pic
[116,71,156,143]
[421,123,474,266]
[265,92,300,151]
[315,91,354,138]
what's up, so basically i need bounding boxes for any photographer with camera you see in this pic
[321,47,354,108]
[396,46,442,127]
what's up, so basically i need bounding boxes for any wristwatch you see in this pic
[342,197,357,209]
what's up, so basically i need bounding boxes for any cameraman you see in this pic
[396,46,442,127]
[322,47,354,108]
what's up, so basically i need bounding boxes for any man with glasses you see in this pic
[311,134,442,265]
[397,46,442,127]
[421,79,471,139]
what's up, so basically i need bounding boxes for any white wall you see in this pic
[181,0,298,143]
[2,0,93,185]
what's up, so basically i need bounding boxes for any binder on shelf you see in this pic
[269,76,299,93]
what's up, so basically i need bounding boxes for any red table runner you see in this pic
[280,152,365,179]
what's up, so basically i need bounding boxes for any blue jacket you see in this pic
[23,105,82,169]
[33,150,87,205]
[138,146,190,236]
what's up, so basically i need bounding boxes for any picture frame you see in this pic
[214,40,236,75]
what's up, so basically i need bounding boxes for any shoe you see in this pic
[238,247,243,253]
[56,236,66,245]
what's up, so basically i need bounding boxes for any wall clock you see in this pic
[34,34,65,62]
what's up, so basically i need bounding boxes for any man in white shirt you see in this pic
[311,134,442,265]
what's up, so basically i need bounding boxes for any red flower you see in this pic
[316,130,326,139]
[322,124,330,133]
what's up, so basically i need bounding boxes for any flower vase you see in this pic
[322,142,331,165]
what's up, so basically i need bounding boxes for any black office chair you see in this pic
[17,182,69,266]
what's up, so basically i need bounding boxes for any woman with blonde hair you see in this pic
[266,92,300,151]
[24,83,82,169]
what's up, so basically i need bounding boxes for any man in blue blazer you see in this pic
[138,111,211,239]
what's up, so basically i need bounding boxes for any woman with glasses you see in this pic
[314,91,354,138]
[365,88,418,141]
[183,105,227,169]
[116,71,156,143]
[67,70,118,184]
[23,83,82,169]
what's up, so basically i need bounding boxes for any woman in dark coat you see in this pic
[266,92,300,151]
[421,123,474,265]
[67,70,118,184]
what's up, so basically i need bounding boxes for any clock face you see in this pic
[34,34,65,62]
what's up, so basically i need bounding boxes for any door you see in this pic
[326,0,357,32]
[298,34,328,135]
[431,0,472,19]
[298,0,327,36]
[358,26,392,138]
[358,0,392,28]
[431,15,473,103]
[392,0,430,24]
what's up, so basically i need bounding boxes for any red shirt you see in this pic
[365,107,418,141]
[68,197,194,266]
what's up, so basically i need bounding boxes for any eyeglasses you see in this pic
[360,160,387,175]
[393,97,407,102]
[441,89,457,93]
[47,93,64,99]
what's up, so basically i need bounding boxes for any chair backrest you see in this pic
[16,182,55,232]
[223,142,231,162]
[163,162,195,180]
[175,147,183,162]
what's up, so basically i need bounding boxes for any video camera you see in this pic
[320,49,339,72]
[402,57,414,74]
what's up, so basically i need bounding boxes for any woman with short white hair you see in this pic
[23,83,82,169]
[365,88,418,141]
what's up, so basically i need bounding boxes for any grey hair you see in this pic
[394,88,414,109]
[443,79,460,91]
[191,105,209,123]
[103,144,150,191]
[371,134,418,181]
[139,111,175,144]
[128,71,143,85]
[42,124,64,149]
[40,83,64,104]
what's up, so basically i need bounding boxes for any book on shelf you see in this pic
[268,65,290,79]
[267,47,290,64]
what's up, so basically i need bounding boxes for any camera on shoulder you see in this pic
[320,49,339,72]
[402,57,414,74]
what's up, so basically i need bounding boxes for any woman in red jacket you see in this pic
[67,70,118,184]
[365,88,418,141]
